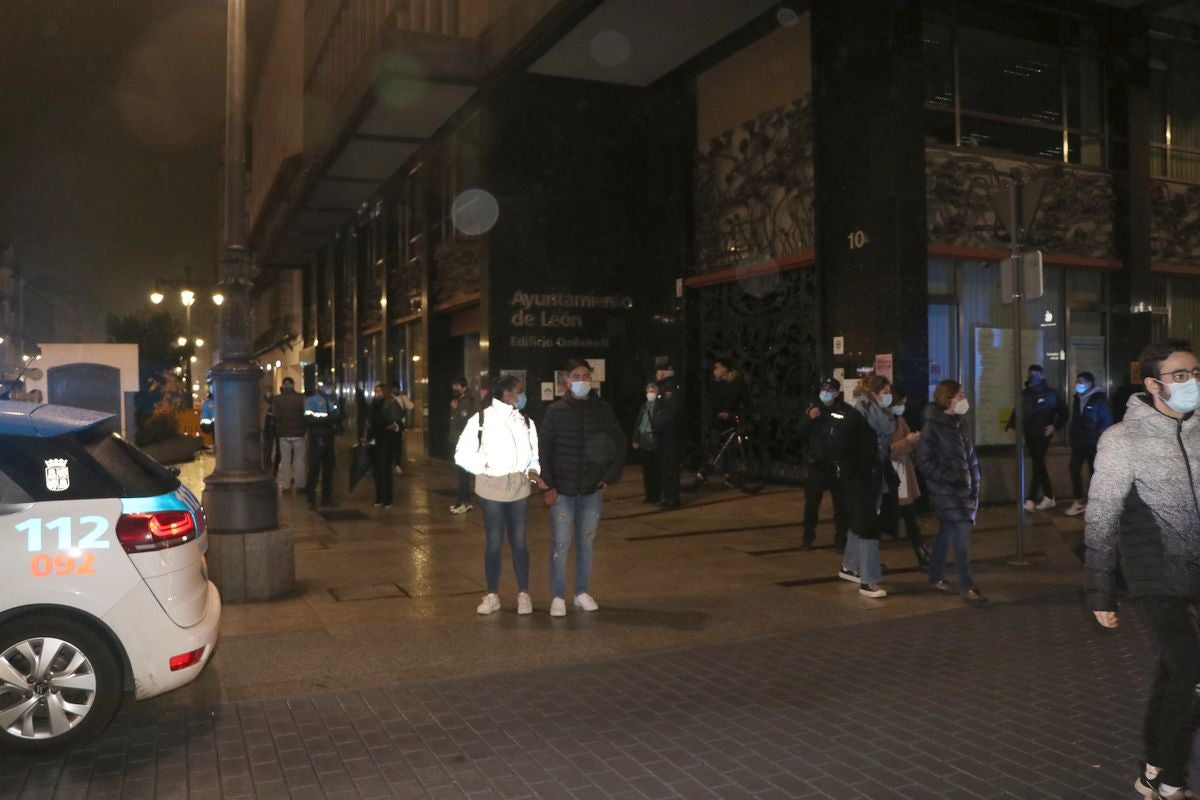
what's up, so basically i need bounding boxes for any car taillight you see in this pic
[116,511,197,553]
[169,647,205,671]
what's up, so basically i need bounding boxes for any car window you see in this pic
[0,434,113,501]
[0,457,33,509]
[72,428,179,497]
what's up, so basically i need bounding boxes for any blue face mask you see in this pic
[819,390,836,405]
[515,392,527,411]
[570,380,590,399]
[892,404,906,416]
[879,393,893,409]
[1162,378,1200,414]
[1075,383,1088,395]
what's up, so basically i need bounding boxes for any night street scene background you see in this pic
[3,1,1200,798]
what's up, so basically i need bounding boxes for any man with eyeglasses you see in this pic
[537,358,626,617]
[1085,339,1200,800]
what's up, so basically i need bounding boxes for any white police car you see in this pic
[0,402,220,753]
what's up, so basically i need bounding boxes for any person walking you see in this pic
[799,377,868,553]
[1006,364,1067,511]
[917,380,986,603]
[448,377,477,514]
[1065,371,1113,516]
[1086,340,1200,800]
[884,386,930,570]
[455,374,540,616]
[273,376,306,493]
[366,383,403,508]
[304,382,339,509]
[654,362,682,509]
[709,357,747,428]
[632,381,663,504]
[538,359,625,617]
[842,375,894,599]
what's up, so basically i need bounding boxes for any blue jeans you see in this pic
[549,491,603,599]
[842,530,882,585]
[928,519,974,588]
[478,497,530,593]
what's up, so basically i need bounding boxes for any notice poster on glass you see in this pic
[973,326,1044,446]
[874,354,894,381]
[585,358,606,382]
[1069,336,1107,391]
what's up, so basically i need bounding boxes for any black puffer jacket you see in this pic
[1068,388,1113,452]
[1006,380,1067,440]
[540,395,626,496]
[1085,395,1200,611]
[799,397,873,477]
[916,404,981,523]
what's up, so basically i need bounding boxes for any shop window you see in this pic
[957,29,1062,127]
[1170,277,1200,342]
[1151,36,1200,181]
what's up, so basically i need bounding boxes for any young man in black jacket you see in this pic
[1086,340,1200,800]
[1005,364,1068,511]
[798,377,873,553]
[1065,371,1113,516]
[538,359,625,618]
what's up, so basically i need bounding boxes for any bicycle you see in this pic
[682,415,767,494]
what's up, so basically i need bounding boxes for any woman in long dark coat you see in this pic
[916,379,987,603]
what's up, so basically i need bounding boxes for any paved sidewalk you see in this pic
[0,590,1155,800]
[0,451,1165,798]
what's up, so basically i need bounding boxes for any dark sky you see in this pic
[0,0,239,340]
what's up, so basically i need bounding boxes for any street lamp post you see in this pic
[201,0,289,602]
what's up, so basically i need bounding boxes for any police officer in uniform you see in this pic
[798,377,873,552]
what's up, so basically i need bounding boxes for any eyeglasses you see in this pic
[1157,368,1200,383]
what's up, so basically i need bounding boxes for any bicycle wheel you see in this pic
[679,440,708,492]
[731,436,767,494]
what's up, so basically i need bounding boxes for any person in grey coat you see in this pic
[1085,340,1200,800]
[916,379,985,603]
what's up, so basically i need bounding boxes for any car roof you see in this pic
[0,401,116,438]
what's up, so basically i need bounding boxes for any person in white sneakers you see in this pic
[538,359,626,617]
[455,374,539,616]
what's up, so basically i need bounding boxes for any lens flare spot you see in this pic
[451,189,500,236]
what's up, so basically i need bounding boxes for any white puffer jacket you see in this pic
[454,401,540,477]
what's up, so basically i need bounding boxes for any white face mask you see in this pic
[569,380,590,399]
[879,393,893,409]
[1160,377,1200,414]
[819,390,836,405]
[891,404,906,416]
[646,392,657,403]
[953,398,970,415]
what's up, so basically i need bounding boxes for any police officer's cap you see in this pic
[819,377,841,391]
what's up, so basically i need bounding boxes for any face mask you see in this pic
[879,393,893,409]
[819,390,836,405]
[1075,383,1088,395]
[515,392,527,411]
[646,393,657,403]
[1029,373,1043,385]
[892,404,906,416]
[1160,378,1200,414]
[570,380,590,399]
[953,398,970,415]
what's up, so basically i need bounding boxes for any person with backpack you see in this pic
[454,374,540,616]
[1065,371,1114,516]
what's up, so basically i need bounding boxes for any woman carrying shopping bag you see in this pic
[454,374,540,615]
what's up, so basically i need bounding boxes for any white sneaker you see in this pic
[859,583,887,598]
[1036,496,1056,511]
[574,593,599,612]
[1023,499,1035,513]
[450,503,468,514]
[517,592,533,615]
[837,568,861,584]
[476,593,500,615]
[1065,500,1086,516]
[549,597,566,617]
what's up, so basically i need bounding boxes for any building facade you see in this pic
[245,0,1200,480]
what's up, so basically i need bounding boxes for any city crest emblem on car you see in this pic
[44,458,70,492]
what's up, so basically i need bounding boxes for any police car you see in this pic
[0,402,220,753]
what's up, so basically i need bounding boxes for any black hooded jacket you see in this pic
[917,404,982,523]
[798,396,873,479]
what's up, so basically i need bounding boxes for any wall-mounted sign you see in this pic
[541,382,554,401]
[874,354,893,381]
[507,290,631,350]
[833,336,844,355]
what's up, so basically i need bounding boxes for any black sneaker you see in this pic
[837,568,861,584]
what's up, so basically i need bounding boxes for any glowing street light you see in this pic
[177,336,188,347]
[150,291,165,304]
[189,355,198,363]
[211,292,225,306]
[180,289,196,307]
[194,338,205,348]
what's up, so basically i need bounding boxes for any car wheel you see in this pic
[0,615,123,753]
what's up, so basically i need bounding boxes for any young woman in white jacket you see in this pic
[454,374,541,615]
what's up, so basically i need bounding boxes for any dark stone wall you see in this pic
[480,74,694,431]
[1151,180,1200,268]
[812,0,928,403]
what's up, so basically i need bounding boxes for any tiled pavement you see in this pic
[0,589,1161,800]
